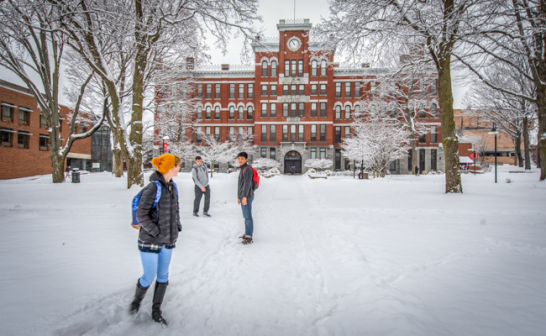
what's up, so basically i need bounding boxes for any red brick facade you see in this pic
[0,80,91,179]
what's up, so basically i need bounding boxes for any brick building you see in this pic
[0,79,92,179]
[155,19,443,174]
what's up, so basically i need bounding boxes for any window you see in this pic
[261,103,268,117]
[431,79,437,94]
[299,84,305,95]
[389,104,396,118]
[284,60,290,76]
[197,84,202,98]
[298,124,304,142]
[282,125,288,141]
[431,149,437,171]
[290,103,297,117]
[419,126,426,143]
[229,106,235,119]
[205,126,211,141]
[355,82,361,98]
[320,103,326,117]
[299,103,305,117]
[229,126,234,140]
[215,84,220,99]
[261,147,267,158]
[311,84,317,95]
[345,126,351,138]
[271,103,277,117]
[239,84,244,99]
[408,150,413,171]
[248,126,253,140]
[431,126,437,143]
[39,136,48,150]
[291,84,297,96]
[355,105,361,117]
[196,127,202,143]
[238,106,244,119]
[291,60,297,77]
[311,125,317,142]
[320,124,326,142]
[2,103,14,122]
[206,106,211,119]
[283,85,289,95]
[345,82,351,98]
[290,125,296,141]
[345,106,351,119]
[80,123,87,133]
[320,84,326,95]
[311,103,317,117]
[311,60,317,76]
[238,126,244,141]
[430,103,438,118]
[1,128,13,147]
[17,132,29,149]
[262,61,268,77]
[230,84,235,98]
[336,83,341,98]
[271,84,277,96]
[419,103,426,118]
[270,125,276,142]
[311,147,317,159]
[261,125,267,142]
[262,85,268,96]
[371,81,376,96]
[298,60,303,77]
[215,106,220,119]
[270,147,276,160]
[206,84,212,98]
[335,106,341,119]
[335,126,341,143]
[320,147,326,159]
[197,107,202,119]
[271,61,277,77]
[320,60,327,76]
[283,103,289,117]
[215,126,220,141]
[19,110,30,125]
[248,84,253,98]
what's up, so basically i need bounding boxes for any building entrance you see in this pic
[284,151,302,174]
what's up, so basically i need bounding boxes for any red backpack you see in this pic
[244,165,260,190]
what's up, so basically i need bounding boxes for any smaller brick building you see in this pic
[0,79,92,179]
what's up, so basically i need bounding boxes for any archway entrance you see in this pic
[284,151,302,174]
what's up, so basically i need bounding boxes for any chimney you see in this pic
[361,63,370,68]
[186,57,194,70]
[221,64,230,71]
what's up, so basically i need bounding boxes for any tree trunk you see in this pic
[438,56,463,193]
[537,85,546,179]
[111,131,124,177]
[50,151,65,183]
[514,135,523,167]
[523,116,531,170]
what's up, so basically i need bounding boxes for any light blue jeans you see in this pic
[240,194,254,237]
[138,246,173,288]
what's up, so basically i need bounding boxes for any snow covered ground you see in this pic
[1,167,545,336]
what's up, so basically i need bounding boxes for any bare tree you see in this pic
[196,132,239,178]
[0,0,104,183]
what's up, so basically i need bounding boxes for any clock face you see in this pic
[287,38,301,51]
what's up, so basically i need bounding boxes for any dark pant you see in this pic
[194,185,210,213]
[240,194,254,237]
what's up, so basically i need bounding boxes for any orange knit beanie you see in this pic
[151,154,175,174]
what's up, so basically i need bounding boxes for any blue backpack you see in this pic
[131,181,178,225]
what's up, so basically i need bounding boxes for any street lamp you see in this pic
[162,135,170,154]
[488,123,499,183]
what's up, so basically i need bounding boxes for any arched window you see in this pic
[311,60,317,76]
[214,106,220,119]
[238,106,244,119]
[205,106,211,119]
[271,61,277,77]
[335,105,341,119]
[197,106,202,119]
[262,61,268,77]
[355,105,361,117]
[430,103,438,117]
[345,106,351,119]
[247,106,253,119]
[229,106,235,119]
[320,60,327,76]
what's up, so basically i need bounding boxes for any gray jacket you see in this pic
[136,172,181,245]
[238,163,254,199]
[192,163,209,188]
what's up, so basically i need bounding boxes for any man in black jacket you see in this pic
[237,152,255,244]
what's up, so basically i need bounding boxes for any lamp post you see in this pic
[162,135,169,154]
[488,123,499,183]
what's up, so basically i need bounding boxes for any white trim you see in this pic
[0,128,16,133]
[39,134,50,138]
[18,106,33,112]
[1,102,17,108]
[17,131,32,135]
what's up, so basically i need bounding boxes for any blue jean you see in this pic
[240,194,254,237]
[138,246,173,288]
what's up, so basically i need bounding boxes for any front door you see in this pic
[284,151,302,174]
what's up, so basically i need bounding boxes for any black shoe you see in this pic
[129,279,149,315]
[152,281,169,326]
[193,212,199,217]
[203,212,211,217]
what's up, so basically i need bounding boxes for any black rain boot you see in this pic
[130,279,149,315]
[151,281,169,326]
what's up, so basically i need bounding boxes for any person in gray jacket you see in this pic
[192,156,211,217]
[129,153,181,326]
[237,152,255,244]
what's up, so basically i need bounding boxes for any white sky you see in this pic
[0,0,467,107]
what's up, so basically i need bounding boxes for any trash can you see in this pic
[71,168,80,183]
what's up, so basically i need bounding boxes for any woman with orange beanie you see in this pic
[129,153,182,326]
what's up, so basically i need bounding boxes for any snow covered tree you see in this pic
[316,0,504,191]
[195,132,239,178]
[342,117,410,178]
[251,158,280,173]
[0,0,104,183]
[304,159,333,174]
